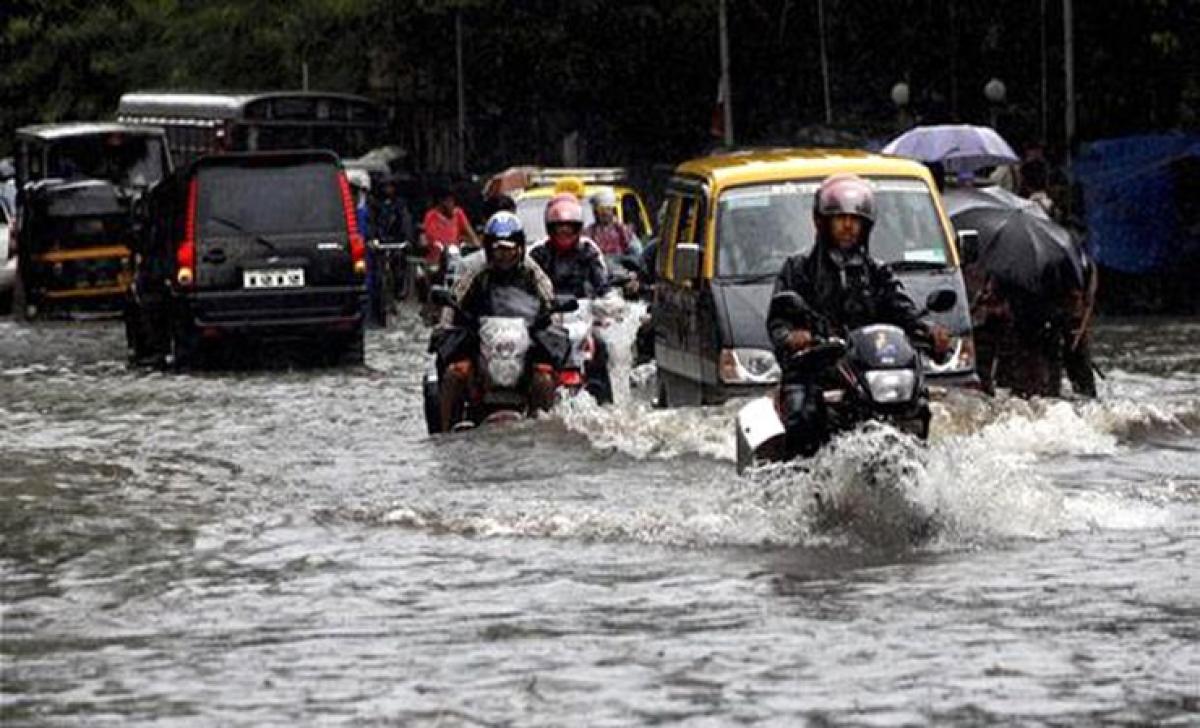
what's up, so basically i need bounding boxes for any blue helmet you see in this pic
[482,211,526,266]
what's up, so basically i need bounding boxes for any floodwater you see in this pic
[1,309,1198,726]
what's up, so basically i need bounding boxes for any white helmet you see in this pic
[591,187,617,209]
[346,168,371,192]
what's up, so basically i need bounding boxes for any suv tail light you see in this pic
[176,178,198,287]
[337,171,366,276]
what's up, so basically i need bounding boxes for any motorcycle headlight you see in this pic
[719,348,781,384]
[864,369,916,403]
[487,358,523,388]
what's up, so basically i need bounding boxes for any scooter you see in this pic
[735,289,957,474]
[557,276,633,403]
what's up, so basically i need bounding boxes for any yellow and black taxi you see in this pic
[653,148,979,406]
[491,167,654,242]
[12,123,172,316]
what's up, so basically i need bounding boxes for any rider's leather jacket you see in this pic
[528,236,610,299]
[766,238,928,361]
[448,258,555,327]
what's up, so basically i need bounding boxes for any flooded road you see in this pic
[2,310,1198,725]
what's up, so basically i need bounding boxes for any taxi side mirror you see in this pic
[924,289,958,314]
[674,242,701,283]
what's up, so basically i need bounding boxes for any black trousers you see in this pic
[780,380,829,459]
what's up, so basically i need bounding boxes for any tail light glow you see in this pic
[176,178,198,287]
[337,171,366,276]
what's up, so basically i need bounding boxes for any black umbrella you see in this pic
[944,186,1086,303]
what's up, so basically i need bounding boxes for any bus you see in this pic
[116,91,385,165]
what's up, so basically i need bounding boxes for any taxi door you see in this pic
[653,180,709,406]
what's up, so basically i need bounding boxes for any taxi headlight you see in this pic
[864,369,916,403]
[925,335,975,374]
[719,348,781,384]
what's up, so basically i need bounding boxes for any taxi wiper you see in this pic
[208,215,279,254]
[724,272,777,283]
[888,259,948,272]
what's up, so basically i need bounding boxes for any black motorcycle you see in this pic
[422,286,576,434]
[735,289,957,473]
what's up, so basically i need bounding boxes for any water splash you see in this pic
[591,297,648,407]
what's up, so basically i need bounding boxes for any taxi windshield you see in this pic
[715,178,950,277]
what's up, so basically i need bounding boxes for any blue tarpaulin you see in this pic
[1073,134,1200,274]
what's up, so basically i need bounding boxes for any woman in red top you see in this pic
[420,188,479,264]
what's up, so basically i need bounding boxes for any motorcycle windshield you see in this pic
[478,317,532,389]
[487,285,542,326]
[847,324,917,369]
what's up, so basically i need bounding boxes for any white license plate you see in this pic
[243,268,305,289]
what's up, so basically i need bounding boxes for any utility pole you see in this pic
[1064,0,1076,165]
[1040,0,1048,142]
[818,0,832,125]
[718,0,734,146]
[455,8,466,174]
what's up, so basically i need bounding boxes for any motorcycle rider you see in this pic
[528,194,617,401]
[767,173,951,457]
[436,212,561,431]
[528,194,610,299]
[585,187,643,297]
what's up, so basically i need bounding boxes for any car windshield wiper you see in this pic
[208,215,279,254]
[888,259,948,272]
[723,272,777,283]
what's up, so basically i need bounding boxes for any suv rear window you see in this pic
[196,162,344,237]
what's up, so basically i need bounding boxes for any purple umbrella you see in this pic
[883,124,1019,174]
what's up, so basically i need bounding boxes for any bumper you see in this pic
[705,380,776,405]
[29,247,132,304]
[925,369,982,394]
[0,260,15,294]
[179,285,366,338]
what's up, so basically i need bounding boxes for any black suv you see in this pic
[125,151,367,367]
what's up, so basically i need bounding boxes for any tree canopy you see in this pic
[2,0,1197,169]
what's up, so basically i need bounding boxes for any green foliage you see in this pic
[1,0,1196,162]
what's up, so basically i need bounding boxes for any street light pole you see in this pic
[718,0,734,146]
[455,8,466,174]
[985,78,1006,130]
[1064,0,1076,164]
[818,0,833,125]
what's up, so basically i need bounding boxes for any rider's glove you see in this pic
[786,329,814,352]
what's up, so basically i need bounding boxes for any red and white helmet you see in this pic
[545,194,584,228]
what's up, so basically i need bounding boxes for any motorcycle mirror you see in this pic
[430,286,453,307]
[552,295,579,313]
[924,289,957,313]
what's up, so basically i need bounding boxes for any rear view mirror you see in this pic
[429,286,452,307]
[924,289,957,313]
[956,229,979,264]
[673,242,700,282]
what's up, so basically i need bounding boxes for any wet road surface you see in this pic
[2,311,1198,725]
